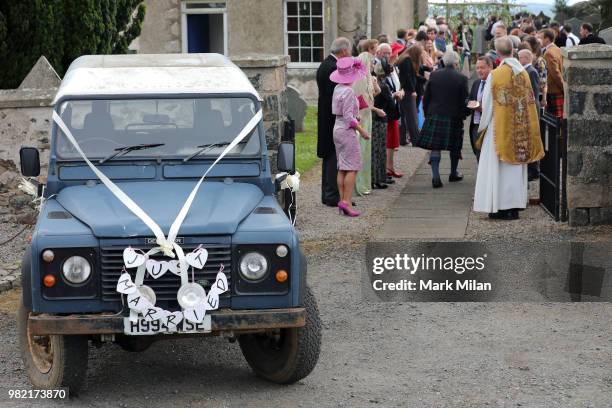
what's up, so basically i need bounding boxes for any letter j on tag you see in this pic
[123,247,145,268]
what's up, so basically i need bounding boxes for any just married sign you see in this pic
[116,246,229,325]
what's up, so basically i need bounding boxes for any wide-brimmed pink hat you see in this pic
[330,57,367,85]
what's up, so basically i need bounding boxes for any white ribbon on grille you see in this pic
[53,108,262,317]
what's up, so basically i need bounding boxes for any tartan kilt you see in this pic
[416,114,464,152]
[547,92,564,119]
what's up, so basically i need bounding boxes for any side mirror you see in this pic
[277,142,295,174]
[19,147,40,177]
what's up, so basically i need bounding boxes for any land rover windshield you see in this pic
[55,97,261,160]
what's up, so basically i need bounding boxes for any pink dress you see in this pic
[332,84,362,171]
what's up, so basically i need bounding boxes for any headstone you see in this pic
[18,56,61,90]
[599,27,612,45]
[285,85,307,132]
[564,18,583,37]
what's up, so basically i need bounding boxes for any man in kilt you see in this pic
[418,50,469,188]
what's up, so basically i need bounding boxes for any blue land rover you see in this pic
[17,54,320,394]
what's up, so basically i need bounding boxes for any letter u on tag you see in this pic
[146,259,169,279]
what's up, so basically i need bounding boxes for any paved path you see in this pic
[377,128,477,239]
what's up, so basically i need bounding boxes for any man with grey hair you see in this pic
[473,36,544,220]
[441,49,460,66]
[317,37,352,206]
[418,50,468,188]
[494,36,513,57]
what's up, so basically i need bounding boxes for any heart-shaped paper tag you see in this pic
[204,290,220,311]
[116,273,137,294]
[146,259,169,279]
[142,306,164,321]
[127,290,152,312]
[167,260,181,276]
[164,311,183,329]
[183,303,206,323]
[155,308,171,323]
[123,247,145,268]
[186,247,208,269]
[214,271,228,294]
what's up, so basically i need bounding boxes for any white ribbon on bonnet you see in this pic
[52,108,263,311]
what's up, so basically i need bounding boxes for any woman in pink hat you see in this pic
[330,56,369,217]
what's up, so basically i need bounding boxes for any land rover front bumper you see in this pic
[28,308,305,335]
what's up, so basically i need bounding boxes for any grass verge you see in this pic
[295,105,320,174]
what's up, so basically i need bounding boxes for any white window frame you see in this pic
[181,1,228,55]
[284,0,325,68]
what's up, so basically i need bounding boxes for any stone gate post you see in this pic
[563,44,612,226]
[231,55,289,174]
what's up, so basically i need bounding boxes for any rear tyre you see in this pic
[17,298,89,395]
[238,285,321,384]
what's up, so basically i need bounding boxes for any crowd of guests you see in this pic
[316,15,606,218]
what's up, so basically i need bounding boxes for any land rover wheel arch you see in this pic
[17,296,89,394]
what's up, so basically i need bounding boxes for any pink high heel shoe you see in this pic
[338,201,361,217]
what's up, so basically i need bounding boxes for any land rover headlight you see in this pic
[239,252,268,281]
[62,256,91,284]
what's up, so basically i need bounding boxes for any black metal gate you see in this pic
[539,111,567,221]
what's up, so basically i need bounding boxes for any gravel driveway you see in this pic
[0,243,611,407]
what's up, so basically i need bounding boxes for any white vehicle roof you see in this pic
[53,53,261,104]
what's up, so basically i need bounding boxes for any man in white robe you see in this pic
[473,37,545,220]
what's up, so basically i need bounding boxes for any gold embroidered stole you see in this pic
[490,65,544,164]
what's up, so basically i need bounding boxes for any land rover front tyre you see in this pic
[238,285,321,384]
[17,298,89,395]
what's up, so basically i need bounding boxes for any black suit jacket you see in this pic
[316,55,337,158]
[580,34,606,45]
[525,65,541,111]
[468,79,483,128]
[423,67,469,119]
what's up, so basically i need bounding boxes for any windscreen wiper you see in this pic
[99,143,165,164]
[183,140,247,163]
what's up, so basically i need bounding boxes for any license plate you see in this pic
[123,315,211,335]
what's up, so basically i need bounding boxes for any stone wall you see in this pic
[227,0,285,56]
[232,55,289,172]
[563,44,612,226]
[0,57,59,224]
[135,0,181,53]
[0,57,58,182]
